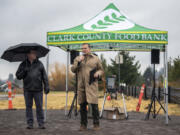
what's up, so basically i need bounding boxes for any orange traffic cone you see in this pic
[136,84,145,112]
[7,81,13,110]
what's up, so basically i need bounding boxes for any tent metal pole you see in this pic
[65,51,69,115]
[165,45,169,125]
[118,52,120,90]
[163,48,166,109]
[45,45,49,122]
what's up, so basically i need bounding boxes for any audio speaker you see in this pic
[70,50,79,64]
[151,49,160,64]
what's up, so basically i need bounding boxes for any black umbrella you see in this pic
[1,43,49,62]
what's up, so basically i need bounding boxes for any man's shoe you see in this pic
[93,125,100,131]
[38,124,46,129]
[26,125,33,129]
[79,125,87,131]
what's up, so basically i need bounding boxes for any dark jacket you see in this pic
[16,59,49,93]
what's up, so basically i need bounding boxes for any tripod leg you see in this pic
[157,105,162,115]
[100,92,107,118]
[67,94,76,118]
[145,96,154,120]
[121,92,128,119]
[155,96,171,120]
[74,93,78,117]
[153,96,156,118]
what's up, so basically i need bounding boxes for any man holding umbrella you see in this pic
[1,43,50,129]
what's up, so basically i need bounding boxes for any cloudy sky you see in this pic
[0,0,179,80]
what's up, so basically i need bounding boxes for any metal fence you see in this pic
[120,86,180,104]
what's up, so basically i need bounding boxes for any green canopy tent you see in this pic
[47,3,169,124]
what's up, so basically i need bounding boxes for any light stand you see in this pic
[145,64,170,120]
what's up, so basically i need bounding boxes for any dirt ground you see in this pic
[0,109,179,135]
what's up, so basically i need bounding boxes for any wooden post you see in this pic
[132,86,133,96]
[134,86,137,98]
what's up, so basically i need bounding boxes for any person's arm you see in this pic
[94,58,104,78]
[71,57,81,73]
[41,63,50,94]
[16,62,27,80]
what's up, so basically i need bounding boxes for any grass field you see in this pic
[0,91,180,116]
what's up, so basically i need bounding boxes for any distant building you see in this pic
[8,73,14,82]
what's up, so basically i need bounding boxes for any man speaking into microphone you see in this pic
[71,43,104,131]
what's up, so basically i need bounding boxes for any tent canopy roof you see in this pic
[47,3,168,52]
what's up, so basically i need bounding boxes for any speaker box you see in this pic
[151,49,160,64]
[70,50,79,64]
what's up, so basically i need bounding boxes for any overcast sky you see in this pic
[0,0,179,80]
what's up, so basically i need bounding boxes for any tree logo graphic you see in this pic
[83,9,135,31]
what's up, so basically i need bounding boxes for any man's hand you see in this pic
[78,55,85,62]
[94,72,99,78]
[45,89,49,94]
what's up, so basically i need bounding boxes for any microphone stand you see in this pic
[68,63,79,118]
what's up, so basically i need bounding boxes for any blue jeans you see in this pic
[24,91,44,126]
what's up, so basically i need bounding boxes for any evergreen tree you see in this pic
[108,51,141,86]
[143,66,153,86]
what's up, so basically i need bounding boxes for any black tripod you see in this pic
[67,72,78,118]
[145,64,170,120]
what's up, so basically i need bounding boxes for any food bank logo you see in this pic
[83,9,135,31]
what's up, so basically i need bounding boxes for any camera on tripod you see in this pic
[106,75,117,99]
[100,75,128,119]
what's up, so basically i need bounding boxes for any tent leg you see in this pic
[44,46,49,122]
[118,52,120,90]
[65,51,69,116]
[121,92,128,119]
[100,91,107,118]
[165,45,169,125]
[163,50,166,109]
